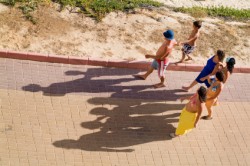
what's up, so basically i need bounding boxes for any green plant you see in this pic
[0,0,40,24]
[18,0,39,24]
[54,0,162,21]
[1,0,162,23]
[175,6,250,21]
[0,0,16,6]
[174,6,207,18]
[208,6,250,20]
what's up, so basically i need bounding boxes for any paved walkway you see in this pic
[0,58,250,166]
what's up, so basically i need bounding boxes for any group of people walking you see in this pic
[135,21,236,138]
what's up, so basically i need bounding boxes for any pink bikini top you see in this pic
[190,93,198,107]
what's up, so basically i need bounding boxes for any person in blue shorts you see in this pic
[182,50,225,91]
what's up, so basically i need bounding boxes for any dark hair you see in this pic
[216,50,225,62]
[193,21,202,29]
[216,71,224,82]
[198,86,207,103]
[227,58,236,74]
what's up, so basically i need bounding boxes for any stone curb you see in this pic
[0,50,249,73]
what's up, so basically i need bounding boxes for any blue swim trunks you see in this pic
[151,59,170,78]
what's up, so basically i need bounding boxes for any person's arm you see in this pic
[200,63,223,82]
[223,71,229,83]
[179,36,198,45]
[206,76,213,84]
[145,53,164,60]
[145,54,156,59]
[194,103,204,127]
[210,62,223,75]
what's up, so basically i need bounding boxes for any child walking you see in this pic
[176,20,202,63]
[135,29,177,88]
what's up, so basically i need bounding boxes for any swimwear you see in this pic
[195,56,217,87]
[190,93,197,108]
[212,85,218,92]
[182,43,195,55]
[175,107,197,135]
[211,82,220,92]
[207,75,216,87]
[151,39,176,78]
[151,59,170,78]
[210,76,216,84]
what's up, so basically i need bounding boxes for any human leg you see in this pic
[135,67,154,80]
[213,98,219,106]
[182,67,209,91]
[175,51,186,63]
[184,44,195,61]
[182,80,198,92]
[202,100,215,120]
[135,60,157,80]
[154,61,168,88]
[185,54,193,61]
[154,77,166,88]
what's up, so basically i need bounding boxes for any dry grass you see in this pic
[195,25,239,57]
[96,27,109,43]
[135,46,150,55]
[148,29,163,43]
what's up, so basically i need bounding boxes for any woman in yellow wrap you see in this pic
[170,86,207,138]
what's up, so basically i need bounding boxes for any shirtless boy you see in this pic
[135,29,177,88]
[176,20,202,63]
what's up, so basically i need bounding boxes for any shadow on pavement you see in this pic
[22,68,189,100]
[53,97,184,152]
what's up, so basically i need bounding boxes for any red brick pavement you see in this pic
[0,58,249,101]
[0,58,250,166]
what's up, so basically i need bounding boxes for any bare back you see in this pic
[187,30,200,46]
[221,67,230,83]
[186,94,202,113]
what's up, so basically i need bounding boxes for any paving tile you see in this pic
[0,58,250,101]
[0,58,250,165]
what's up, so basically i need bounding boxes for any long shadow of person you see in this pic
[53,97,185,152]
[22,68,141,96]
[111,86,191,100]
[22,68,190,100]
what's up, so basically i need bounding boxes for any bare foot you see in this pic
[169,133,178,138]
[201,115,213,120]
[134,75,146,80]
[154,83,166,88]
[184,57,193,61]
[213,100,219,106]
[182,86,189,92]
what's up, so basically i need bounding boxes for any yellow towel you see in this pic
[175,107,197,135]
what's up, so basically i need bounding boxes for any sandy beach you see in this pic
[0,1,249,67]
[158,0,250,9]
